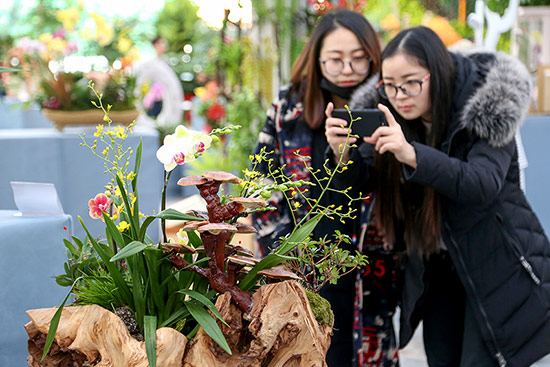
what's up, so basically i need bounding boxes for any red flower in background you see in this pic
[205,103,225,122]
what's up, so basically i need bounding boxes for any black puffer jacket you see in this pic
[346,51,550,367]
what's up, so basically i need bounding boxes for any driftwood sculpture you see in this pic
[25,304,187,367]
[26,282,331,367]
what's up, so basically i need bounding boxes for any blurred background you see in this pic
[1,1,550,366]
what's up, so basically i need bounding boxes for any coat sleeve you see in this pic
[404,139,515,204]
[251,98,293,255]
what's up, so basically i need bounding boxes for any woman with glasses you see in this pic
[326,25,550,366]
[252,10,401,367]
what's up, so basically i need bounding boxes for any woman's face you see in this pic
[381,53,431,122]
[319,27,369,88]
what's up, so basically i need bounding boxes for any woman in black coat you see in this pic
[326,26,550,367]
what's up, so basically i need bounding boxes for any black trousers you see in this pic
[418,253,497,367]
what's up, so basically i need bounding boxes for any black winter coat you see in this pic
[345,51,550,367]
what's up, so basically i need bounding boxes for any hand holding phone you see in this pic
[332,108,387,137]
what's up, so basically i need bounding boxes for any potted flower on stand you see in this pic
[8,6,141,131]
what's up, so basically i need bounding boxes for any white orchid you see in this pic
[156,125,212,172]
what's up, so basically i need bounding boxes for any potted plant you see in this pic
[24,86,367,366]
[7,6,141,131]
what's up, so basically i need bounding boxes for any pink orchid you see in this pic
[88,193,117,219]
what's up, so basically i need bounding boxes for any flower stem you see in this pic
[161,170,172,243]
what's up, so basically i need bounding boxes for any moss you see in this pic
[305,289,334,328]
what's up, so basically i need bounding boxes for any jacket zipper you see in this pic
[496,213,541,285]
[444,222,506,366]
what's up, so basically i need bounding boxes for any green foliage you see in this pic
[155,0,201,53]
[285,231,369,292]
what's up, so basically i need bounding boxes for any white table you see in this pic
[0,126,164,241]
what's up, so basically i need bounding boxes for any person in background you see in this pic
[252,10,400,367]
[326,26,550,366]
[136,36,183,126]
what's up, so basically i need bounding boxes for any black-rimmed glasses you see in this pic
[377,74,431,99]
[319,57,371,76]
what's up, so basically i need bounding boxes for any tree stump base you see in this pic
[25,304,187,367]
[184,280,332,367]
[25,281,332,367]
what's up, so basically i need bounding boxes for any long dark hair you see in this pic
[373,26,455,257]
[289,10,380,129]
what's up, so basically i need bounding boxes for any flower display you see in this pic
[6,5,140,110]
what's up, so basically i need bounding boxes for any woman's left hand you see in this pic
[364,104,418,169]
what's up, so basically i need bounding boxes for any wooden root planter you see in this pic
[42,108,139,131]
[26,281,332,367]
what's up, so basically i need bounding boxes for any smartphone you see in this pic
[332,108,386,137]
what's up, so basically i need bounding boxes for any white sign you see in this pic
[10,181,65,216]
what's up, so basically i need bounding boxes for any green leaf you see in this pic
[138,216,155,243]
[78,216,133,307]
[103,212,127,249]
[159,306,190,328]
[187,231,203,248]
[115,174,139,239]
[186,302,232,355]
[277,213,323,254]
[144,248,165,316]
[144,315,157,367]
[178,290,228,326]
[0,66,26,73]
[41,276,84,361]
[110,241,147,261]
[63,239,79,258]
[132,140,142,220]
[152,208,203,221]
[239,253,296,291]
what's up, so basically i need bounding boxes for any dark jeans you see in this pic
[419,253,497,367]
[321,270,356,367]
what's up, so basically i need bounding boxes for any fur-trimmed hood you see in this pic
[349,51,532,148]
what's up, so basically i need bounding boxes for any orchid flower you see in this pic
[156,125,212,172]
[88,193,118,220]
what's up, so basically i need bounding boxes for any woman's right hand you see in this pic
[325,102,357,163]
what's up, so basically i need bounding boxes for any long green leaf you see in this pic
[41,276,83,361]
[187,231,203,248]
[159,305,190,328]
[115,174,139,239]
[152,208,203,221]
[138,216,155,243]
[179,290,228,326]
[277,212,323,254]
[131,140,142,215]
[0,66,26,72]
[186,302,232,355]
[110,241,147,261]
[144,315,157,367]
[103,211,127,249]
[63,239,79,258]
[144,248,165,316]
[239,253,297,291]
[78,216,133,306]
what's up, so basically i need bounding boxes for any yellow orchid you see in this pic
[117,221,130,232]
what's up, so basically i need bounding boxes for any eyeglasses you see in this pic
[377,74,431,99]
[319,57,371,76]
